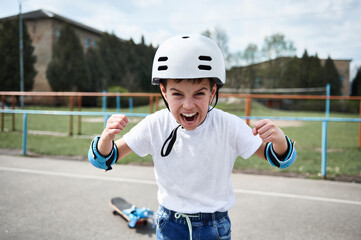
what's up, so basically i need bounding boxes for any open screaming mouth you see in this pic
[181,113,198,122]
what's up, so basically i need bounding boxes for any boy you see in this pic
[88,35,296,240]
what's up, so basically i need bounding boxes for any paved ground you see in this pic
[0,155,360,240]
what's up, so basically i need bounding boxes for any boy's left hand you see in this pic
[252,119,288,155]
[252,119,284,143]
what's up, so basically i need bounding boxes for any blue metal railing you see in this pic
[1,84,361,178]
[1,108,361,178]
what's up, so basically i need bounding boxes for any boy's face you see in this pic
[160,79,217,130]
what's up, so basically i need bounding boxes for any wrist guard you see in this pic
[88,136,118,171]
[264,136,296,169]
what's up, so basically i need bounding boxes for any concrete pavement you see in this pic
[0,155,360,240]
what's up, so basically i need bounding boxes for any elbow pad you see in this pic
[265,136,296,169]
[88,136,118,171]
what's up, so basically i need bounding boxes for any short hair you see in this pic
[160,78,216,91]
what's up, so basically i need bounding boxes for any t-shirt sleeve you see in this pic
[123,116,152,157]
[235,118,262,159]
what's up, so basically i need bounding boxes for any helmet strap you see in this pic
[208,86,220,113]
[159,88,170,111]
[160,85,220,158]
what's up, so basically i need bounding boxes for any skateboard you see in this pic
[110,197,155,229]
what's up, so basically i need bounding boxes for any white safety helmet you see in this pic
[152,34,226,86]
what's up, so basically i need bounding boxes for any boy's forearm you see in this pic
[272,135,288,157]
[97,137,113,157]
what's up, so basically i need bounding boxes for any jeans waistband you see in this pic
[159,205,228,223]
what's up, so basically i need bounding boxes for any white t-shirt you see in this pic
[123,108,262,213]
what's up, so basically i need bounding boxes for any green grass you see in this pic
[1,102,360,181]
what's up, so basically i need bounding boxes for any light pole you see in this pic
[19,0,25,107]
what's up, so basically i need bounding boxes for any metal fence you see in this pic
[1,85,361,178]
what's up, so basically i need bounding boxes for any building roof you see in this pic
[0,9,103,36]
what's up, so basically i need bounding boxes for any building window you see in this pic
[56,28,60,38]
[254,77,263,88]
[339,75,344,83]
[85,38,90,49]
[92,40,97,47]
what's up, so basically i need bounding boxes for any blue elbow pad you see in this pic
[88,136,118,171]
[265,136,296,169]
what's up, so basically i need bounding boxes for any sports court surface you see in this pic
[0,155,360,240]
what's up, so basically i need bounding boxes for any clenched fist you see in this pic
[98,114,129,156]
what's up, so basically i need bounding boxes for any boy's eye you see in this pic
[195,92,205,96]
[172,92,183,96]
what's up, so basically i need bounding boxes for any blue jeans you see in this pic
[156,205,231,240]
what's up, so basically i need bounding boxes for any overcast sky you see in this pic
[1,0,361,79]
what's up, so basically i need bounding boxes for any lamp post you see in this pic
[19,0,25,108]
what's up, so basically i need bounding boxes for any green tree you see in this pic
[280,56,301,88]
[323,56,341,95]
[97,33,156,92]
[202,27,232,68]
[262,33,296,60]
[351,67,361,96]
[84,47,103,92]
[97,33,126,90]
[0,19,37,91]
[46,24,89,91]
[308,54,324,88]
[243,43,258,65]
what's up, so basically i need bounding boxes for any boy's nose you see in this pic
[182,98,195,110]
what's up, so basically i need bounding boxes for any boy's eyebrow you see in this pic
[169,87,208,92]
[169,87,181,92]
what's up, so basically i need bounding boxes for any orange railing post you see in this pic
[69,96,74,136]
[149,96,154,113]
[77,95,82,135]
[155,96,159,111]
[245,98,252,126]
[359,100,361,149]
[1,95,4,131]
[11,95,15,131]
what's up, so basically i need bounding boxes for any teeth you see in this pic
[182,113,196,117]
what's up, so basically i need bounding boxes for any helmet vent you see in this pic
[158,57,168,62]
[182,36,190,39]
[199,56,212,61]
[198,65,212,71]
[158,65,168,71]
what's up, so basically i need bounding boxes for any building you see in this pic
[320,58,351,96]
[226,57,352,95]
[0,9,103,92]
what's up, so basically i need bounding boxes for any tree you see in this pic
[202,27,232,68]
[0,18,37,92]
[351,67,361,96]
[280,56,301,88]
[96,33,156,93]
[308,54,324,88]
[84,47,103,92]
[323,56,341,95]
[243,43,258,65]
[97,33,126,90]
[46,24,89,91]
[262,33,296,60]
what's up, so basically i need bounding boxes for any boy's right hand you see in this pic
[98,114,128,156]
[101,114,129,141]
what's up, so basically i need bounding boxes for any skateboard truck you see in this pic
[123,205,155,229]
[110,197,155,229]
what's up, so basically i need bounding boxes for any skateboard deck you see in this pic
[110,197,155,229]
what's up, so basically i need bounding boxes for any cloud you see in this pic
[1,0,360,66]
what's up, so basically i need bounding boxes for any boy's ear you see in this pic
[210,84,217,104]
[160,83,168,101]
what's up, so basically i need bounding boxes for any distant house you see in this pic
[226,57,352,96]
[0,9,103,92]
